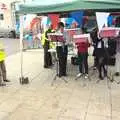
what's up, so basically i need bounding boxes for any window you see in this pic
[0,14,4,20]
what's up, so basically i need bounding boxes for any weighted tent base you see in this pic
[19,77,29,85]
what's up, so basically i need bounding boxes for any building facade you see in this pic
[0,0,26,31]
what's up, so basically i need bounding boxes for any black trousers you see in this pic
[95,48,107,78]
[78,52,88,74]
[44,41,52,68]
[56,45,68,76]
[96,56,107,78]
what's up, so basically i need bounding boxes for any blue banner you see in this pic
[70,11,84,28]
[108,15,113,27]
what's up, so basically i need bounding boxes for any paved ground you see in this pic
[0,49,119,120]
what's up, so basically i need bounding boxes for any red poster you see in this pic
[48,14,60,29]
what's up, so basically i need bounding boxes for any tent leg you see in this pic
[19,15,29,85]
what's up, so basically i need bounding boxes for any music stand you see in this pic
[99,27,120,85]
[73,34,91,81]
[48,33,68,86]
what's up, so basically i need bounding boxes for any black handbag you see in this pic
[71,57,79,65]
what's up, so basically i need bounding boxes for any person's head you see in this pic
[115,16,120,27]
[57,22,64,32]
[71,22,77,28]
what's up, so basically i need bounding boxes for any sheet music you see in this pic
[64,28,81,31]
[47,33,63,36]
[73,34,90,39]
[101,27,120,31]
[47,32,65,46]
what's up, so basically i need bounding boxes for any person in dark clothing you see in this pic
[90,27,99,69]
[114,16,120,76]
[95,38,107,80]
[56,45,68,77]
[56,22,68,77]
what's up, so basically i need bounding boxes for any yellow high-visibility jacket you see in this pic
[41,31,47,47]
[0,43,6,62]
[41,30,55,49]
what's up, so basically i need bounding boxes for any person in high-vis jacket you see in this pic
[41,25,55,68]
[0,42,10,86]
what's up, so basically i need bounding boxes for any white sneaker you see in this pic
[85,74,88,79]
[76,73,82,77]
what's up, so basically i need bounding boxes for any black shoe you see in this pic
[44,65,49,68]
[99,76,104,80]
[58,74,62,78]
[0,83,6,86]
[115,72,120,76]
[63,73,67,77]
[104,72,107,77]
[4,80,10,82]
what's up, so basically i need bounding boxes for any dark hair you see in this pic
[58,22,64,28]
[115,16,120,27]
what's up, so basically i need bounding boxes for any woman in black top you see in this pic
[95,38,107,80]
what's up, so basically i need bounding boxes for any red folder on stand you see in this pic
[99,27,120,38]
[73,34,90,45]
[65,28,81,37]
[48,33,64,42]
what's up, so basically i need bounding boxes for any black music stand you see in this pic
[73,34,91,81]
[48,33,68,86]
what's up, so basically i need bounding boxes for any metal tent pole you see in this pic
[19,15,29,84]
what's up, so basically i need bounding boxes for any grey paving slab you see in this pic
[0,49,119,120]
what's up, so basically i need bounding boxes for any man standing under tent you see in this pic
[56,22,68,77]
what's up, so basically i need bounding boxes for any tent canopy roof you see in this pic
[85,0,120,4]
[17,0,120,14]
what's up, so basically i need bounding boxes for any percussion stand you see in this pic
[51,40,68,86]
